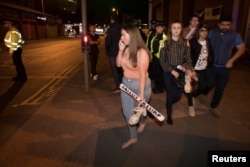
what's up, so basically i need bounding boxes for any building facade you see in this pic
[150,0,250,50]
[0,0,79,42]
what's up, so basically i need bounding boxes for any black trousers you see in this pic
[89,51,99,76]
[206,66,230,108]
[12,48,27,80]
[151,56,164,91]
[163,71,183,116]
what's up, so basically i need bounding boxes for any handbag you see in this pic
[172,72,185,89]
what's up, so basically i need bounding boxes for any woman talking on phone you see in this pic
[116,24,151,149]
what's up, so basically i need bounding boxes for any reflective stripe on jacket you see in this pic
[4,28,24,54]
[151,32,167,59]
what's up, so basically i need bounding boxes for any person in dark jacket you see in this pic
[105,14,122,93]
[146,20,157,50]
[146,20,157,80]
[206,16,245,117]
[187,24,214,117]
[88,24,100,80]
[182,14,200,40]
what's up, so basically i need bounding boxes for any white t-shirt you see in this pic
[194,40,208,70]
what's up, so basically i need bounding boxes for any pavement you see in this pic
[0,43,250,166]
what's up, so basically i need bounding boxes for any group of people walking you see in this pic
[2,11,245,150]
[106,14,245,149]
[4,13,245,150]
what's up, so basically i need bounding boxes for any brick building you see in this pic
[150,0,250,50]
[0,0,65,42]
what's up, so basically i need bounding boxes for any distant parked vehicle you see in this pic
[66,29,77,38]
[95,27,105,35]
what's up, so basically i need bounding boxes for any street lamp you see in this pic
[81,0,89,91]
[112,8,118,15]
[41,0,47,39]
[41,0,44,16]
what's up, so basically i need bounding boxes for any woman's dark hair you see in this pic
[194,24,209,38]
[189,14,200,21]
[88,23,95,29]
[199,24,209,30]
[219,15,232,23]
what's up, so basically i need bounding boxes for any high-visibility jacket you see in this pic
[146,29,156,51]
[151,32,167,59]
[4,28,24,54]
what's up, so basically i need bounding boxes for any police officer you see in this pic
[4,21,27,81]
[149,20,167,93]
[146,20,157,51]
[146,20,157,80]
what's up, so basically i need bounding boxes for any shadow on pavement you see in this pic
[93,118,250,167]
[0,80,26,113]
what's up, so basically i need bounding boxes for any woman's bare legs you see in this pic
[121,138,138,149]
[137,122,146,133]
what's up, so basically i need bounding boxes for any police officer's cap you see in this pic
[155,20,165,26]
[151,20,157,25]
[3,21,13,24]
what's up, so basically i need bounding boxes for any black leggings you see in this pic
[12,48,27,79]
[89,51,99,76]
[163,71,183,116]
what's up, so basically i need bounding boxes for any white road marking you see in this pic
[17,57,83,106]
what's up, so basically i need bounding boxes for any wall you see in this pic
[168,0,182,24]
[245,4,250,50]
[194,0,234,29]
[151,0,164,21]
[0,1,63,42]
[151,0,250,49]
[193,0,249,38]
[21,21,37,40]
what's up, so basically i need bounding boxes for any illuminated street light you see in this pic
[112,7,118,15]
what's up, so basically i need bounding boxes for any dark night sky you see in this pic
[44,0,149,24]
[86,0,149,25]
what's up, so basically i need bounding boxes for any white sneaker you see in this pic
[188,106,195,117]
[93,75,98,80]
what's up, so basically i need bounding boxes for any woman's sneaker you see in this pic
[188,106,195,117]
[92,75,99,80]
